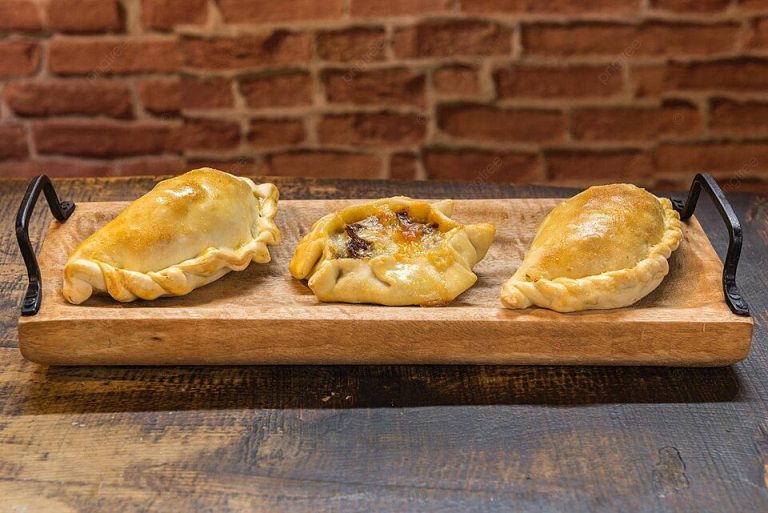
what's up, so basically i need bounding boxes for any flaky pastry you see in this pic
[501,184,683,312]
[290,197,495,306]
[63,168,281,304]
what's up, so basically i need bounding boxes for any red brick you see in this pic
[545,150,653,185]
[439,105,565,143]
[183,119,241,150]
[138,79,181,115]
[182,77,234,109]
[239,72,312,108]
[248,119,305,147]
[49,38,181,75]
[324,68,425,107]
[218,0,344,23]
[0,1,42,31]
[631,66,669,97]
[523,22,739,57]
[632,59,768,96]
[651,177,693,191]
[424,149,541,182]
[352,0,453,17]
[317,27,387,62]
[0,125,29,160]
[318,112,426,147]
[183,33,312,70]
[33,121,179,157]
[118,156,188,176]
[462,0,640,15]
[0,159,113,177]
[0,40,41,78]
[496,65,623,99]
[264,151,383,178]
[712,177,768,193]
[434,65,480,96]
[651,0,730,12]
[187,158,256,175]
[724,177,768,191]
[5,80,132,118]
[709,98,768,134]
[720,176,768,192]
[139,77,235,113]
[747,18,768,48]
[656,142,768,175]
[571,102,700,141]
[390,153,419,180]
[47,0,122,33]
[394,20,512,58]
[739,0,768,9]
[0,161,28,176]
[142,0,208,30]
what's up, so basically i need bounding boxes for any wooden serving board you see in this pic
[18,199,752,366]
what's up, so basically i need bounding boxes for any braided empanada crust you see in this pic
[63,168,281,304]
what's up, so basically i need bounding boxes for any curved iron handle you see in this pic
[15,175,75,316]
[671,173,749,316]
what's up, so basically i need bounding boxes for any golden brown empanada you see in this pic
[63,168,281,304]
[290,197,495,306]
[501,184,683,312]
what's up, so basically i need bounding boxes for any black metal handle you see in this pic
[671,173,749,316]
[15,175,75,316]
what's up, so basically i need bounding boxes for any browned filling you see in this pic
[345,224,373,259]
[331,208,443,260]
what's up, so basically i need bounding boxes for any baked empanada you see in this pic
[63,168,281,304]
[290,197,495,306]
[501,184,683,312]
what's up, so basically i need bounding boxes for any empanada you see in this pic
[501,184,683,312]
[63,168,281,304]
[290,197,495,306]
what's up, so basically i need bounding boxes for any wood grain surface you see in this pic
[19,198,751,366]
[1,176,767,512]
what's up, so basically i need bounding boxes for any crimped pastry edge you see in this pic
[500,196,683,312]
[289,196,495,306]
[63,178,281,304]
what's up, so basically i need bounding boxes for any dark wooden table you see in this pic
[1,176,767,512]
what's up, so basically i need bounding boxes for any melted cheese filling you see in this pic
[330,208,445,260]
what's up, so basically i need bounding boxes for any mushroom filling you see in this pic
[330,208,444,259]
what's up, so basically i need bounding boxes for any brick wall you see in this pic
[1,0,768,190]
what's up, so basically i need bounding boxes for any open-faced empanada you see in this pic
[63,168,281,304]
[501,184,683,312]
[289,197,495,306]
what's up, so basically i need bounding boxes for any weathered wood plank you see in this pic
[0,176,767,513]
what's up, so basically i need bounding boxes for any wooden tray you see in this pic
[18,198,753,366]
